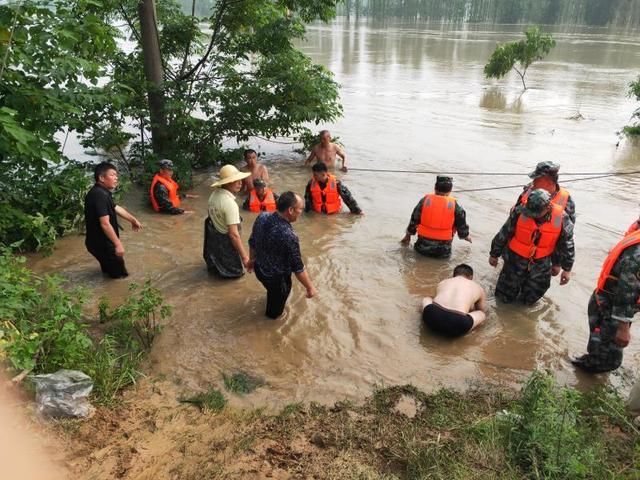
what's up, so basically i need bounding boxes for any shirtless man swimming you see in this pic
[242,149,270,192]
[304,130,348,172]
[422,264,487,337]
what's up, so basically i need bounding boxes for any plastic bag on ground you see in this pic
[31,369,94,419]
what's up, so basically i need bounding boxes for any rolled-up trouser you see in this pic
[86,243,128,279]
[495,250,552,305]
[255,266,292,319]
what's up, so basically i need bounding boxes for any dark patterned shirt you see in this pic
[249,212,304,277]
[304,179,361,214]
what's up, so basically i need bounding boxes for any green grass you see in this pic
[222,370,265,395]
[180,387,227,413]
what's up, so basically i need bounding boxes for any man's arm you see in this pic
[99,216,125,256]
[295,270,316,298]
[555,215,575,284]
[289,235,315,297]
[304,147,317,166]
[154,183,184,215]
[454,202,470,241]
[227,223,249,268]
[336,181,362,214]
[115,205,142,231]
[261,165,270,183]
[304,181,313,213]
[564,196,576,224]
[335,144,347,171]
[241,196,251,211]
[489,210,518,261]
[475,287,488,312]
[610,248,640,346]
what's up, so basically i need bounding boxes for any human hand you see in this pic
[354,210,365,216]
[183,210,195,215]
[400,234,411,246]
[489,256,498,267]
[614,321,631,348]
[462,235,472,243]
[306,286,317,298]
[242,256,252,271]
[130,218,143,231]
[341,165,348,172]
[115,242,125,257]
[185,194,199,199]
[551,265,561,276]
[560,270,571,285]
[246,259,255,273]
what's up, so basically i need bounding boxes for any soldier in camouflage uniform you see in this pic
[401,176,471,258]
[572,230,640,373]
[489,189,574,304]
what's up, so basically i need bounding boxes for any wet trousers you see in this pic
[577,293,624,373]
[255,266,292,319]
[86,243,128,279]
[495,251,552,305]
[414,237,452,258]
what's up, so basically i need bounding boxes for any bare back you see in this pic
[432,277,486,313]
[243,163,269,191]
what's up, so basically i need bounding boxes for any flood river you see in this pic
[31,19,640,406]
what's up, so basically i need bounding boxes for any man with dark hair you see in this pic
[422,263,487,337]
[401,175,471,258]
[489,189,574,304]
[242,178,278,212]
[304,129,348,171]
[248,191,316,319]
[304,162,363,215]
[84,162,143,278]
[242,148,269,193]
[149,159,197,214]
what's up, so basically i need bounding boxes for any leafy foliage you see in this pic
[222,370,266,395]
[0,248,169,404]
[484,26,556,90]
[625,75,640,137]
[180,387,228,412]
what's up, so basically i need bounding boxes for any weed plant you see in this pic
[180,388,227,413]
[222,370,265,395]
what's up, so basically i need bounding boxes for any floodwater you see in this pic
[31,20,640,405]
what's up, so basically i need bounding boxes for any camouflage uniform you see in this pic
[572,243,640,373]
[405,198,469,259]
[490,195,575,305]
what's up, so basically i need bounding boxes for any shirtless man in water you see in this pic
[422,264,487,336]
[242,149,270,192]
[304,130,348,172]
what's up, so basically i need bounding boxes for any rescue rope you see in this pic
[348,167,640,177]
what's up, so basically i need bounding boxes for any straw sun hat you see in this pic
[210,165,251,187]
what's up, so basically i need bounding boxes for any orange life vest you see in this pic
[521,186,570,212]
[625,220,639,236]
[596,230,640,295]
[310,174,342,214]
[508,204,563,260]
[248,188,276,212]
[150,174,181,212]
[416,194,456,241]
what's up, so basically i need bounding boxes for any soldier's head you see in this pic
[435,175,453,195]
[453,264,473,280]
[529,161,559,189]
[312,162,329,183]
[253,178,267,198]
[244,149,258,167]
[158,159,175,179]
[520,189,551,219]
[319,130,331,145]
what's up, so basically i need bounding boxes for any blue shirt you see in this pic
[249,212,305,277]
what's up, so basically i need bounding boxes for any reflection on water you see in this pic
[31,20,640,405]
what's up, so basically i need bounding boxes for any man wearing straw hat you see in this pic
[204,165,251,278]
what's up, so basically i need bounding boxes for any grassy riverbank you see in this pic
[53,371,639,479]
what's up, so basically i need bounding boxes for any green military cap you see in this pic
[158,159,175,170]
[520,189,551,218]
[253,178,266,188]
[528,161,560,179]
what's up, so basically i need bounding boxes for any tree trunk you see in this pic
[138,0,169,156]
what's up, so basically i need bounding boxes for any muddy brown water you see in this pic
[31,20,640,406]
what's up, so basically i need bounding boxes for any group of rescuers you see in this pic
[84,130,640,375]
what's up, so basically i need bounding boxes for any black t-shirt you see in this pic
[84,184,119,248]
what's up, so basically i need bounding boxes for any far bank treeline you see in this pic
[339,0,640,29]
[0,0,342,251]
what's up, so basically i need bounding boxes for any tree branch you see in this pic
[119,3,141,44]
[179,0,197,77]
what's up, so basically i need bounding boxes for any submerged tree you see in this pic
[484,26,556,90]
[624,75,640,136]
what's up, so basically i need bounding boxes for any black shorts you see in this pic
[422,303,474,337]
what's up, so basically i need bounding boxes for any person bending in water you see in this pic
[422,264,487,337]
[304,130,348,172]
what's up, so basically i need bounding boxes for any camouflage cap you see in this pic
[253,178,266,188]
[520,189,551,218]
[528,161,560,179]
[158,159,175,170]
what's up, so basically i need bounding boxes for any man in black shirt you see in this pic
[84,162,143,278]
[248,191,316,319]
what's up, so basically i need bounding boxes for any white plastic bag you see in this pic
[31,369,94,419]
